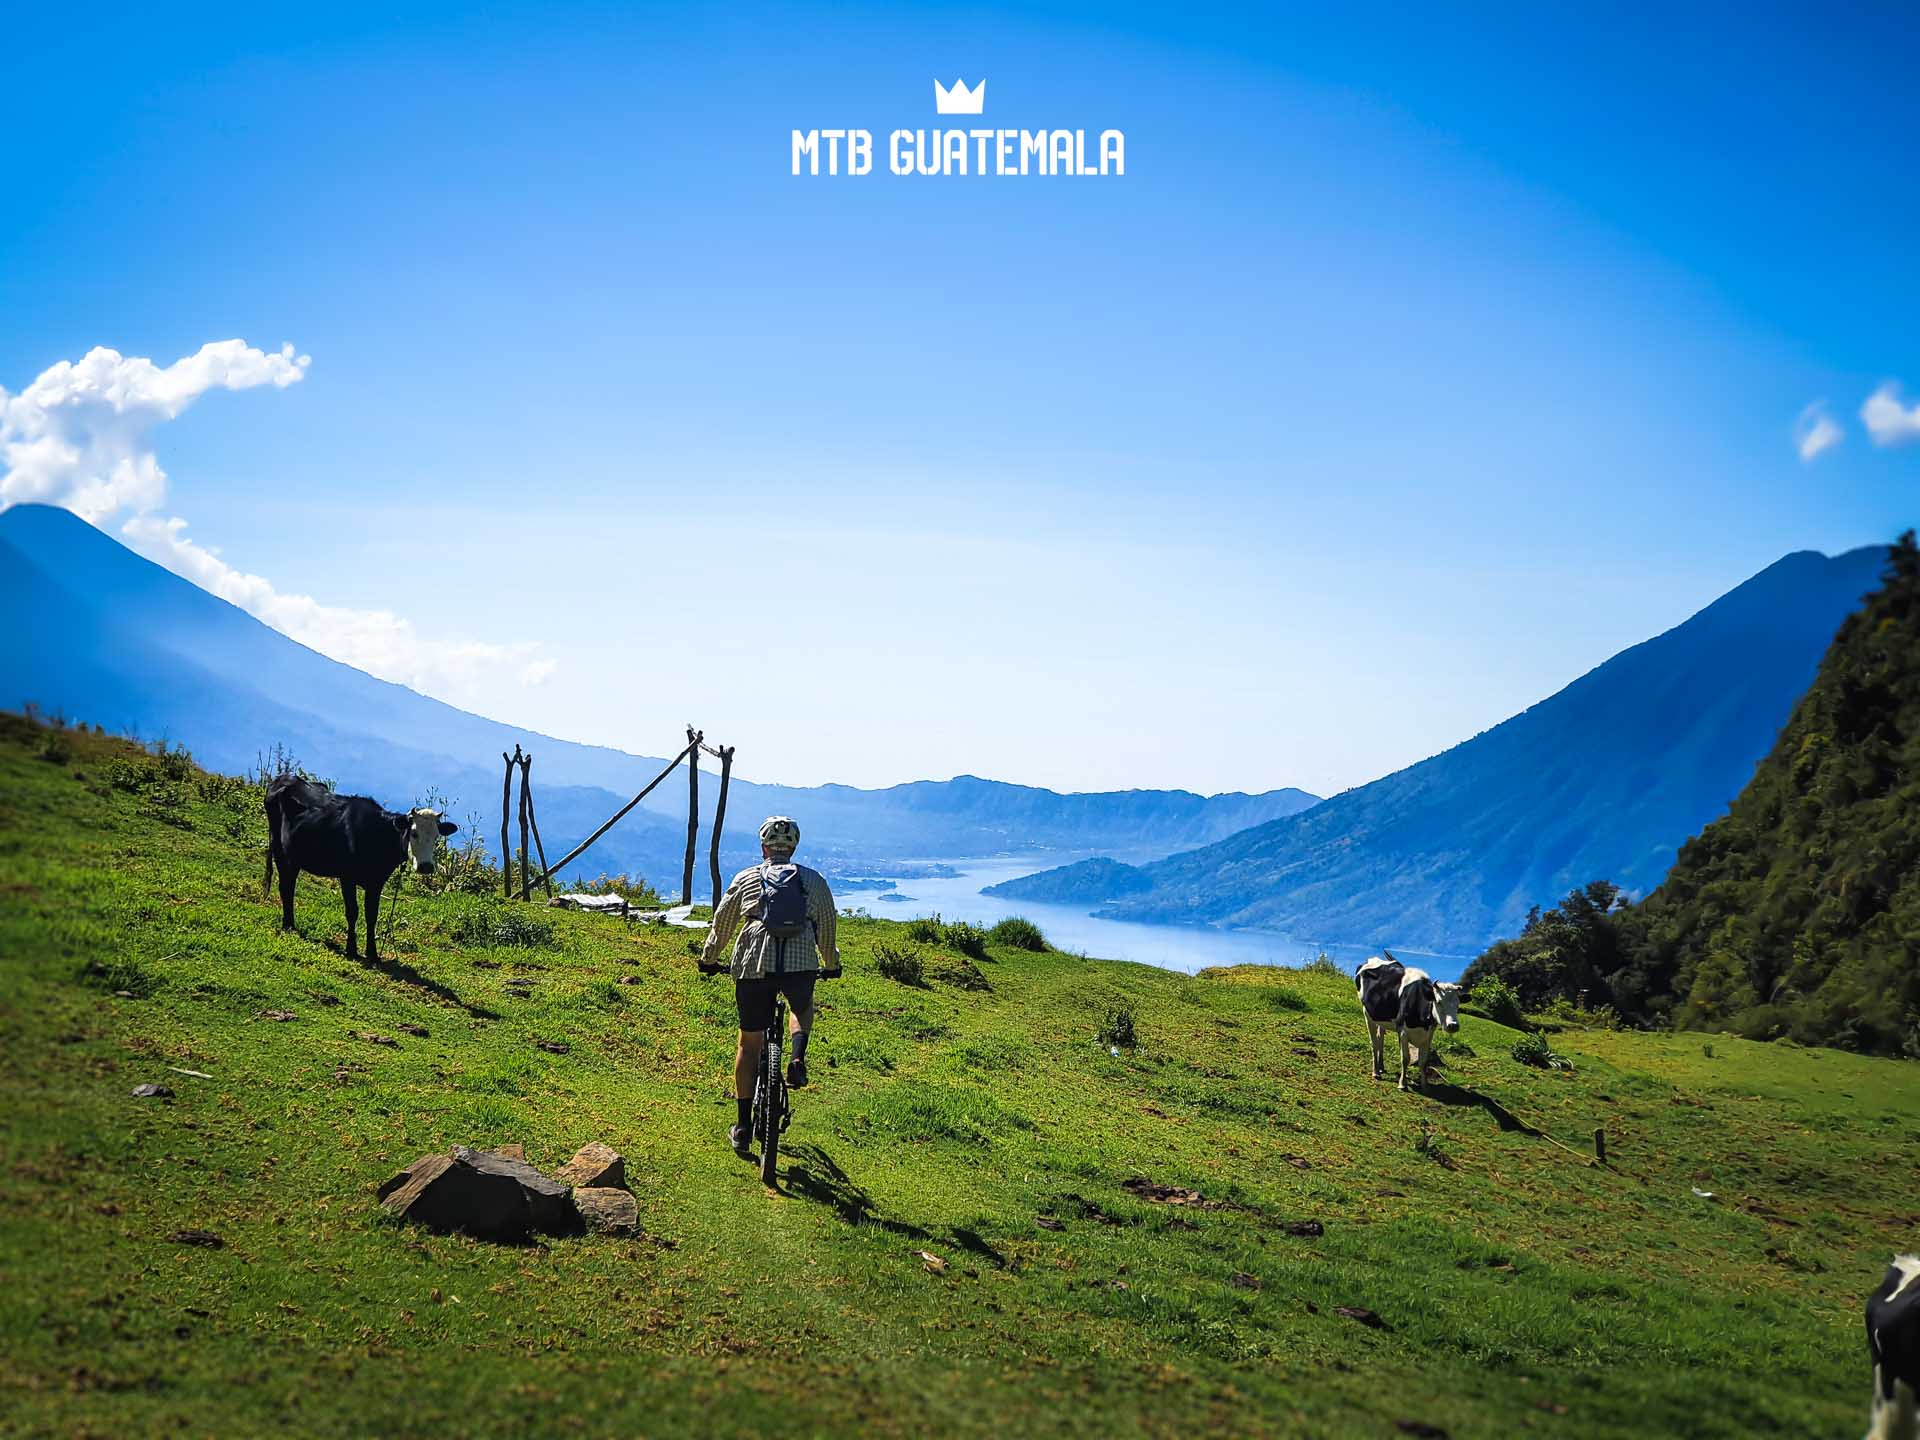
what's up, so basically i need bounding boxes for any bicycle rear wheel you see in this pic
[759,1031,784,1186]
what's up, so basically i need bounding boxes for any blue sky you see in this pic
[2,2,1915,795]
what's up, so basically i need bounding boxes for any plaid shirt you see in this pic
[700,862,839,980]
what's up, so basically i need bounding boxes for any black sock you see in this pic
[791,1031,809,1064]
[736,1097,751,1129]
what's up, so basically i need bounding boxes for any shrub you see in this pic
[1303,951,1343,976]
[566,871,663,906]
[935,957,992,992]
[905,915,943,945]
[1098,1003,1137,1050]
[1268,986,1309,1012]
[150,740,196,783]
[941,920,991,960]
[450,904,554,949]
[988,917,1048,952]
[105,758,150,793]
[1511,1032,1572,1070]
[1470,975,1530,1031]
[36,730,72,765]
[873,943,927,987]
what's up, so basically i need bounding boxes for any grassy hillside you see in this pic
[2,715,1915,1438]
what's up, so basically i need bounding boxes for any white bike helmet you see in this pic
[759,816,800,854]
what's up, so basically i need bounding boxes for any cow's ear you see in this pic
[390,813,412,833]
[438,820,458,836]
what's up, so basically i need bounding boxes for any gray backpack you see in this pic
[755,863,810,942]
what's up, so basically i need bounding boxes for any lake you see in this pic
[837,858,1468,980]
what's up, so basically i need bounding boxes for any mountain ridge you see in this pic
[992,544,1890,952]
[0,504,1318,880]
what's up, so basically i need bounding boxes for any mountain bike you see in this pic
[753,995,792,1186]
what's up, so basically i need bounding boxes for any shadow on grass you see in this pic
[324,938,501,1021]
[1426,1082,1542,1137]
[782,1143,1007,1267]
[781,1144,931,1239]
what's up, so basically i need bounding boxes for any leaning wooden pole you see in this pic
[517,752,533,901]
[523,755,554,899]
[709,743,734,909]
[681,726,701,907]
[536,742,695,889]
[499,750,514,900]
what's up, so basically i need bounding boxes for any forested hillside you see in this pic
[1611,533,1920,1051]
[1467,536,1920,1055]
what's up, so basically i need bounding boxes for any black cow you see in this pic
[263,775,455,961]
[1354,954,1406,1080]
[1868,1253,1920,1440]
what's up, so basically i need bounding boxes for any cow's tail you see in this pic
[262,795,280,895]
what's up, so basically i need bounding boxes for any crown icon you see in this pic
[934,78,985,115]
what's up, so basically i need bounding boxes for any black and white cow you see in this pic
[1395,966,1464,1093]
[1868,1253,1920,1440]
[264,775,455,962]
[1354,955,1407,1080]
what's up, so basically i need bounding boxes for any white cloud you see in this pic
[0,341,557,702]
[1794,402,1843,463]
[1861,381,1920,447]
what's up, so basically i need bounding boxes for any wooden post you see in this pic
[708,744,734,909]
[517,749,533,902]
[523,755,554,898]
[536,742,696,888]
[1593,1126,1607,1164]
[681,726,701,907]
[499,751,514,900]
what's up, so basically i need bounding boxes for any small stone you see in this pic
[113,989,134,999]
[167,1229,223,1247]
[1036,1216,1064,1231]
[1334,1305,1389,1330]
[131,1083,174,1099]
[554,1142,624,1190]
[353,1031,399,1047]
[572,1186,639,1236]
[534,1040,569,1055]
[1286,1220,1325,1237]
[618,976,643,985]
[399,1023,429,1037]
[255,1009,298,1022]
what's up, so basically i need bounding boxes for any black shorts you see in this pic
[735,973,816,1032]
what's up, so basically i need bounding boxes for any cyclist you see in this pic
[699,816,840,1154]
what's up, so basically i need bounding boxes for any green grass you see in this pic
[0,713,1914,1437]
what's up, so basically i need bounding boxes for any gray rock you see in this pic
[379,1147,576,1241]
[131,1083,174,1098]
[554,1142,625,1190]
[572,1186,640,1236]
[449,1145,576,1234]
